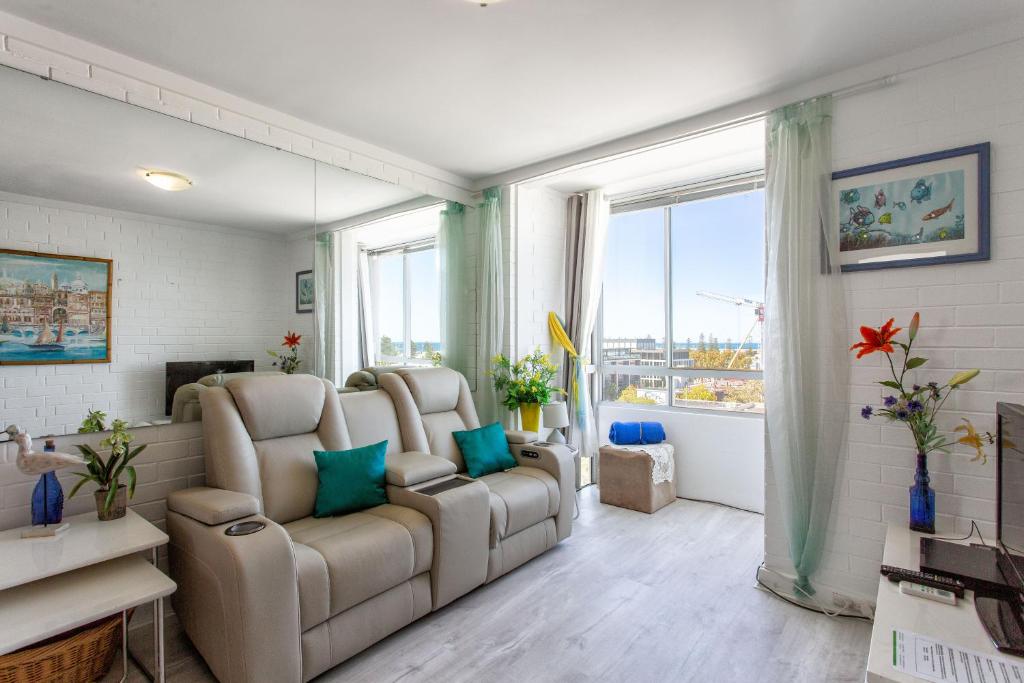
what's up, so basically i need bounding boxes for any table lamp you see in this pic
[542,402,570,444]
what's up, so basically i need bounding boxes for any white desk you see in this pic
[867,523,1022,682]
[0,509,175,682]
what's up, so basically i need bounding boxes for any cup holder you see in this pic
[225,521,265,536]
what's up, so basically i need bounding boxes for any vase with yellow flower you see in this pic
[852,312,994,533]
[490,349,563,432]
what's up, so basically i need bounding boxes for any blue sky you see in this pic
[376,248,440,344]
[603,189,764,345]
[1,253,108,291]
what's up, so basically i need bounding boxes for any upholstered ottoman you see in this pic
[598,444,676,514]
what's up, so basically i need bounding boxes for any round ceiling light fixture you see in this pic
[143,170,193,192]
[467,0,499,6]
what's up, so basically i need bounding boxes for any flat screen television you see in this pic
[997,402,1024,591]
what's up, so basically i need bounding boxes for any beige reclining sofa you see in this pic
[166,368,574,683]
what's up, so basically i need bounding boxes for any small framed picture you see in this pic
[295,270,313,314]
[833,142,990,272]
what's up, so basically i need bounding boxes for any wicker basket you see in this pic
[0,609,131,683]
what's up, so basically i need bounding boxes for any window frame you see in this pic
[597,173,766,414]
[365,237,438,367]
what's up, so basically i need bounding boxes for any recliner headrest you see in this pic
[397,367,461,415]
[226,374,326,441]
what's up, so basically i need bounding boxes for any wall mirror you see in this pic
[0,64,432,434]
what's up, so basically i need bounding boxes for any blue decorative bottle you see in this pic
[909,453,935,534]
[30,439,64,526]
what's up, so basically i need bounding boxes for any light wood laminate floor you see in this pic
[111,487,871,682]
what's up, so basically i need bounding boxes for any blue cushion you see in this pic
[313,440,388,518]
[453,422,517,478]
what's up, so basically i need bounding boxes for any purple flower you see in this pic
[883,395,898,407]
[861,405,873,419]
[896,408,910,420]
[908,400,924,414]
[913,384,921,391]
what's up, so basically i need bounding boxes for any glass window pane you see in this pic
[408,247,440,366]
[374,252,404,364]
[601,206,667,406]
[670,190,764,373]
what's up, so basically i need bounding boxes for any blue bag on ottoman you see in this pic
[608,421,665,445]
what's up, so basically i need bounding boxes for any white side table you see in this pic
[0,509,176,682]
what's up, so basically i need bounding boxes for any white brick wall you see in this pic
[513,185,568,359]
[0,17,473,204]
[0,192,297,436]
[765,37,1024,602]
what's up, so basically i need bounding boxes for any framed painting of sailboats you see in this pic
[0,249,112,365]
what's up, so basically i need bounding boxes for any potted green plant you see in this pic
[267,331,302,374]
[68,419,146,521]
[490,348,563,432]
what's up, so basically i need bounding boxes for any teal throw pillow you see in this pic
[313,440,388,518]
[453,422,517,478]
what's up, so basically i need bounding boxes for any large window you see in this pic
[599,181,765,413]
[369,240,440,366]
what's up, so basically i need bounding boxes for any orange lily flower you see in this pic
[954,419,987,464]
[283,331,302,348]
[850,318,901,359]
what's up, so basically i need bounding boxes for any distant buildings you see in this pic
[0,270,106,333]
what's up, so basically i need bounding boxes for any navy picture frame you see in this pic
[832,142,990,272]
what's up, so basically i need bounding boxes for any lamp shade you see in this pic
[542,401,569,429]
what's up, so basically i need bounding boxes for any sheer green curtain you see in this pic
[314,230,337,383]
[477,187,504,425]
[438,201,469,378]
[764,97,850,595]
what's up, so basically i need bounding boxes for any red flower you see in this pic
[282,331,302,349]
[850,318,901,359]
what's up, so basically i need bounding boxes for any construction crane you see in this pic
[694,290,764,369]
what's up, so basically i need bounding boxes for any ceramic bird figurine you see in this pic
[5,425,84,535]
[8,426,84,475]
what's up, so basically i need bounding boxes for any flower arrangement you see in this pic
[851,312,993,461]
[268,331,302,374]
[490,348,563,411]
[69,419,147,519]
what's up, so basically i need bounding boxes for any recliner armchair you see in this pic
[381,367,575,581]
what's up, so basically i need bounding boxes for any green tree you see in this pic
[618,384,656,405]
[380,335,399,358]
[675,383,717,402]
[723,380,764,404]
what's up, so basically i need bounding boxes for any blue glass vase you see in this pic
[909,452,935,534]
[30,440,64,527]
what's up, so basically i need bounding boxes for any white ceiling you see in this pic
[0,64,420,234]
[1,0,1019,180]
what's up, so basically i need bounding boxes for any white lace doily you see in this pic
[614,443,675,484]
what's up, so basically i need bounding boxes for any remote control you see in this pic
[899,581,958,605]
[880,564,966,598]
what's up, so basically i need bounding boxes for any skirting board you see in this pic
[755,565,876,620]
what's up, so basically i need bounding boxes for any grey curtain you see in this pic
[356,248,374,368]
[561,191,609,459]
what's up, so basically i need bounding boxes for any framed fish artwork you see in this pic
[832,142,990,272]
[0,249,112,365]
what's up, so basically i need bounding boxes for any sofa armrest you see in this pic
[167,502,301,683]
[167,486,260,526]
[508,442,575,542]
[388,479,490,609]
[505,429,539,445]
[385,451,458,486]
